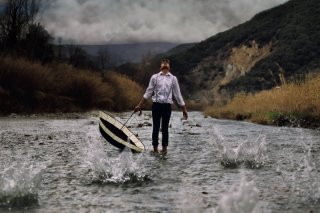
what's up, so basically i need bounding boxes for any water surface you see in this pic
[0,111,319,212]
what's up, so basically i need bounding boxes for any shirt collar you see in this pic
[159,71,171,76]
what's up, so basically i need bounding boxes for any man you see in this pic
[134,59,188,154]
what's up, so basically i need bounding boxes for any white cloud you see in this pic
[40,0,289,44]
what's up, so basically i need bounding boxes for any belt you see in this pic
[154,102,170,105]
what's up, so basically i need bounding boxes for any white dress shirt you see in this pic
[143,72,185,106]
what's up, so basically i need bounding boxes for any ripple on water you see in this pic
[1,112,320,212]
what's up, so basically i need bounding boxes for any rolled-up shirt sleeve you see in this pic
[172,77,185,106]
[143,74,156,100]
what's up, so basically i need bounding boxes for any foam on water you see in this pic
[210,126,268,168]
[0,162,48,208]
[81,131,147,183]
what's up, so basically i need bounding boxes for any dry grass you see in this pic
[103,72,150,111]
[0,55,211,114]
[0,56,146,113]
[204,73,320,124]
[182,99,206,111]
[0,56,52,92]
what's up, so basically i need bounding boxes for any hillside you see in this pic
[167,0,320,102]
[157,43,197,58]
[81,42,179,63]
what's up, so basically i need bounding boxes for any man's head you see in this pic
[160,59,170,70]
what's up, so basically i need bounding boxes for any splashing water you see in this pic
[294,153,320,200]
[109,139,147,183]
[81,132,147,183]
[3,111,320,212]
[277,139,320,202]
[0,163,48,208]
[210,126,268,168]
[81,132,112,181]
[178,194,203,213]
[214,177,260,213]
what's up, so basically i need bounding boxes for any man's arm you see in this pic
[172,76,188,120]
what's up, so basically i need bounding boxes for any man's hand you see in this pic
[181,105,188,120]
[134,106,141,113]
[134,98,146,113]
[183,110,188,120]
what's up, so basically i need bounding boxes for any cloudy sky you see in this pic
[37,0,289,45]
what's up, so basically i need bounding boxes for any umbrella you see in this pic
[99,111,145,152]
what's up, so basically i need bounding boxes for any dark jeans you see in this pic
[152,102,172,147]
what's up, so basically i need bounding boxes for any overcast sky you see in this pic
[37,0,289,45]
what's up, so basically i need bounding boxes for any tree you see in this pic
[0,0,43,52]
[55,37,64,62]
[96,47,111,71]
[64,41,97,70]
[20,22,54,62]
[141,50,156,65]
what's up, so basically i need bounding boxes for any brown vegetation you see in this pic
[0,56,146,114]
[0,56,203,115]
[204,73,320,128]
[103,72,152,112]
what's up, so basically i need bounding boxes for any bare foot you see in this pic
[161,146,167,153]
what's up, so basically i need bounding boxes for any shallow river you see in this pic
[0,111,319,213]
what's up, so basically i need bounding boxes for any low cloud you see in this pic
[40,0,288,44]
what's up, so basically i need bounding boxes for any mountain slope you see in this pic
[158,43,197,57]
[81,42,179,63]
[167,0,320,100]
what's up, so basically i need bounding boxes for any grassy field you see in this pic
[204,73,320,128]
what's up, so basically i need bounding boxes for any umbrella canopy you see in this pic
[99,111,145,152]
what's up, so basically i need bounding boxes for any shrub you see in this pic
[0,56,142,113]
[204,72,320,124]
[103,72,148,112]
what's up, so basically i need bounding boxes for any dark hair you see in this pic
[161,59,170,64]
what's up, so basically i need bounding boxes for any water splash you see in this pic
[214,177,260,213]
[81,132,112,181]
[81,132,148,183]
[178,195,203,213]
[210,127,268,168]
[277,139,320,202]
[0,163,48,208]
[108,139,147,183]
[294,152,320,200]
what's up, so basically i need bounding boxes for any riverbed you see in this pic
[0,111,319,213]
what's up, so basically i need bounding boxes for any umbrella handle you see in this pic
[137,108,142,116]
[121,109,142,130]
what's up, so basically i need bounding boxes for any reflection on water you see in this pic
[0,112,319,212]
